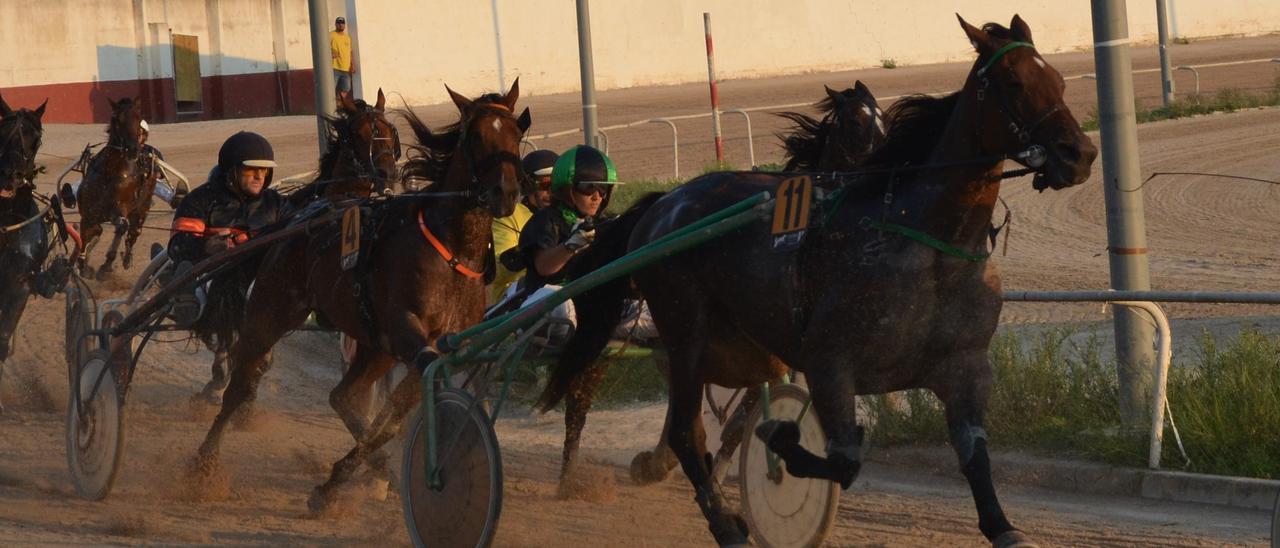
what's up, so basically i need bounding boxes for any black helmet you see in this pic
[522,149,559,179]
[218,131,276,171]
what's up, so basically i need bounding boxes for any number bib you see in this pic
[771,176,812,252]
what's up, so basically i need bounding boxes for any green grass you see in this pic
[866,327,1280,478]
[881,58,898,69]
[501,352,668,410]
[1080,79,1280,131]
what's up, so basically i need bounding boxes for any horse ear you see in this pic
[0,92,11,117]
[1010,14,1033,44]
[824,85,846,105]
[35,99,48,119]
[517,107,532,133]
[375,88,386,111]
[107,96,118,111]
[956,14,992,54]
[502,77,520,110]
[338,90,358,112]
[854,80,870,96]
[447,85,473,113]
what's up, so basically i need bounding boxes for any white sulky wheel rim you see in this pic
[401,388,502,548]
[739,383,839,548]
[65,349,125,501]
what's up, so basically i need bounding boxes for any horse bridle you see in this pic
[449,103,523,210]
[827,96,885,165]
[975,41,1062,145]
[341,104,401,182]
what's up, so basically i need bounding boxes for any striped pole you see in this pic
[704,12,724,163]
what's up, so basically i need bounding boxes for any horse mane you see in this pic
[776,89,856,171]
[851,91,961,193]
[317,99,372,178]
[398,93,508,183]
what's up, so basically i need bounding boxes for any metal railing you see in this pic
[1004,289,1280,470]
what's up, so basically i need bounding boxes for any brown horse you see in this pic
[74,97,159,278]
[193,88,404,405]
[189,81,530,512]
[0,93,50,412]
[537,81,890,490]
[541,15,1096,546]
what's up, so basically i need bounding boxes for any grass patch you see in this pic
[881,58,898,69]
[867,327,1280,478]
[501,350,668,410]
[1080,79,1280,131]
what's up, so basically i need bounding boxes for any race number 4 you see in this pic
[771,176,812,251]
[340,206,360,271]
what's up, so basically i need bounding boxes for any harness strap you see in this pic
[977,41,1035,76]
[417,208,484,280]
[864,218,990,262]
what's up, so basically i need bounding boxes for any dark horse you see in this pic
[0,93,51,412]
[193,88,404,404]
[537,81,890,490]
[74,97,159,278]
[189,81,530,512]
[540,15,1096,547]
[777,80,886,171]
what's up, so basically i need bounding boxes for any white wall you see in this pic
[352,0,1280,106]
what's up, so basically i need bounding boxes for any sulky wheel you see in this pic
[401,388,502,547]
[63,277,95,373]
[65,348,125,501]
[738,383,839,548]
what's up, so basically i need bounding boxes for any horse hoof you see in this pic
[95,268,112,281]
[629,451,673,485]
[307,487,334,515]
[709,512,750,546]
[993,530,1039,548]
[754,419,800,450]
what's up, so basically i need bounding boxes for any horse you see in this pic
[539,15,1096,546]
[188,81,530,513]
[192,88,404,405]
[73,97,159,279]
[777,80,886,171]
[535,81,890,491]
[0,92,50,412]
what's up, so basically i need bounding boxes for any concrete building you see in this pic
[3,1,1276,124]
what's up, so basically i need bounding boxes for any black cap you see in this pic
[335,16,346,24]
[218,131,277,172]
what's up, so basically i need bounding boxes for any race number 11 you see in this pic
[771,176,812,235]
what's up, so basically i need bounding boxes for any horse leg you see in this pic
[97,221,126,278]
[630,403,679,485]
[328,343,397,494]
[192,287,308,476]
[0,284,33,413]
[710,385,761,482]
[78,222,103,277]
[194,349,230,404]
[935,353,1025,547]
[121,212,145,270]
[559,360,609,482]
[308,312,431,512]
[309,348,424,513]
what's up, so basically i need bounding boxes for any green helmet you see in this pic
[550,145,619,192]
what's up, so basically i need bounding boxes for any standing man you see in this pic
[330,16,355,99]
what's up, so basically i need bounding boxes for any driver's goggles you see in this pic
[535,174,553,190]
[572,182,613,197]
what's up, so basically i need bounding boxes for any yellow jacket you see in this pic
[490,202,534,302]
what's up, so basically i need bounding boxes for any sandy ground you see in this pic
[2,34,1279,546]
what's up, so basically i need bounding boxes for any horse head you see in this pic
[106,96,144,155]
[0,92,46,200]
[446,78,530,218]
[333,88,401,188]
[818,81,886,170]
[957,14,1097,191]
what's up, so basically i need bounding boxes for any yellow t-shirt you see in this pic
[330,31,352,72]
[490,202,534,303]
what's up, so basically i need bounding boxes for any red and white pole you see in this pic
[704,12,724,163]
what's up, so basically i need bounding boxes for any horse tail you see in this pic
[535,191,666,413]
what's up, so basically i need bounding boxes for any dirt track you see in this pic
[2,34,1279,546]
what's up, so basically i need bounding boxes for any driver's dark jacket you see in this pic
[167,166,285,264]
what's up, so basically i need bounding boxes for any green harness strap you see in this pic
[866,219,990,262]
[977,41,1036,76]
